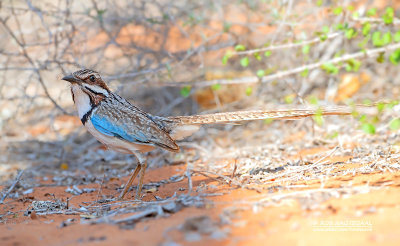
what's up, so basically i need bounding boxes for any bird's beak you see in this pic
[62,74,81,84]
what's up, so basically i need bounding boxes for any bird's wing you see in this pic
[91,97,179,152]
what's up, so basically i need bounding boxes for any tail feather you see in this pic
[168,106,357,125]
[165,105,377,140]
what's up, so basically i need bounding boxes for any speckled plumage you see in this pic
[92,92,179,152]
[63,69,354,200]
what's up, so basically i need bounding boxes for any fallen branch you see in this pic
[0,170,24,203]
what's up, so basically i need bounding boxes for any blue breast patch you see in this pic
[91,114,148,143]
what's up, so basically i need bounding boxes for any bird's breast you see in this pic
[84,120,155,154]
[71,85,92,119]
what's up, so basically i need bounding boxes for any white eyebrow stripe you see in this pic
[83,83,109,96]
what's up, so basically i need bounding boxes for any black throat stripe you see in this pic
[80,105,97,125]
[79,91,99,125]
[83,86,105,96]
[78,86,105,125]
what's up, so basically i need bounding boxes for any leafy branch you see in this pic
[166,42,400,88]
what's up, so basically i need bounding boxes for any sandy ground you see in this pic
[1,146,400,246]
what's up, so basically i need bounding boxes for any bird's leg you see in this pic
[135,160,147,200]
[119,153,148,200]
[119,164,141,199]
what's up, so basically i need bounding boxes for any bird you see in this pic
[62,69,356,200]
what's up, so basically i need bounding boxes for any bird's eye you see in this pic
[89,75,96,82]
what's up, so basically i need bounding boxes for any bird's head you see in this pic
[62,69,111,117]
[62,69,110,96]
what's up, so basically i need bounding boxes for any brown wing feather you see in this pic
[95,94,180,152]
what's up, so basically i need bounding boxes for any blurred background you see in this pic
[1,0,400,182]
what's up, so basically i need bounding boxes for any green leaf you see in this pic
[319,34,327,41]
[382,7,394,25]
[394,31,400,42]
[361,123,376,134]
[235,44,246,51]
[264,50,272,57]
[327,131,339,139]
[382,32,392,45]
[308,95,319,105]
[376,52,385,63]
[328,131,339,139]
[96,9,106,21]
[256,69,265,77]
[321,62,339,74]
[362,22,371,36]
[362,99,373,106]
[302,44,311,54]
[334,50,344,58]
[222,55,229,65]
[366,8,377,17]
[314,28,330,41]
[300,68,309,77]
[345,28,357,39]
[245,86,253,96]
[358,36,370,49]
[351,109,360,118]
[222,50,233,65]
[371,115,380,124]
[390,118,400,131]
[359,114,367,123]
[387,100,399,109]
[333,7,343,15]
[335,23,345,31]
[180,86,191,98]
[211,84,221,91]
[284,94,295,104]
[223,22,232,32]
[264,118,274,124]
[352,12,359,19]
[372,31,384,47]
[254,52,262,61]
[345,59,361,72]
[316,0,323,7]
[389,49,400,65]
[97,9,106,15]
[240,57,249,67]
[313,114,324,126]
[352,60,361,71]
[315,31,328,41]
[376,102,386,112]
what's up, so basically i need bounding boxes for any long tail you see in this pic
[165,105,373,140]
[168,106,356,125]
